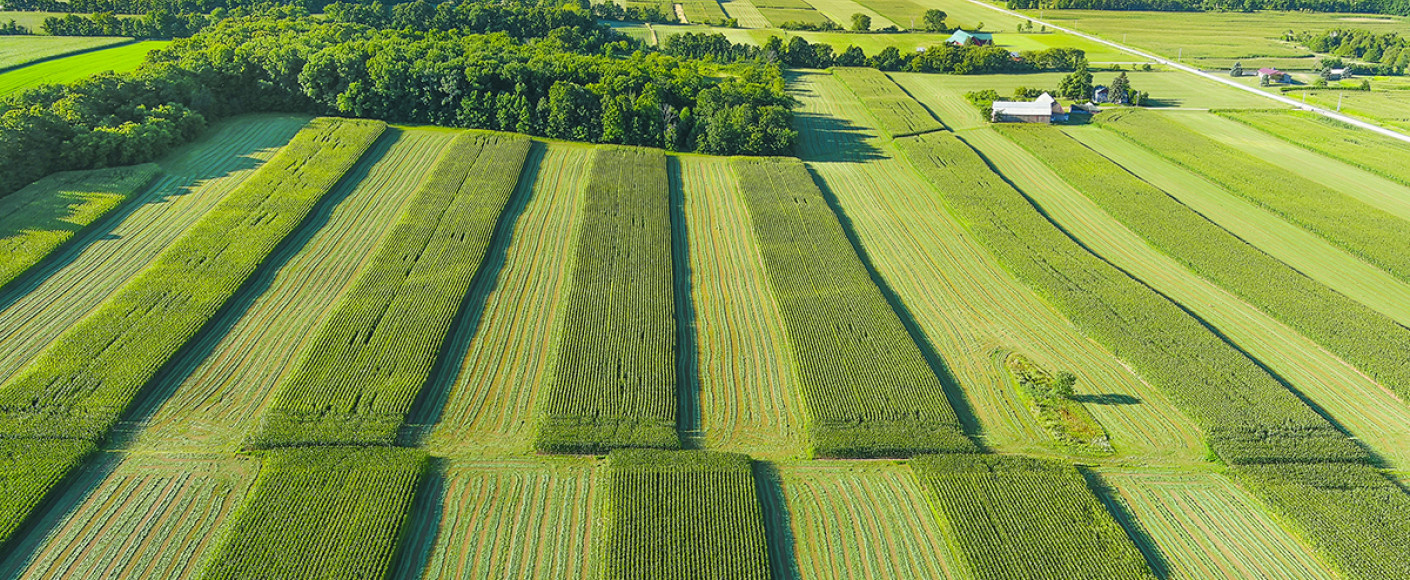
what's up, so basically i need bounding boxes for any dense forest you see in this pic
[1006,0,1410,15]
[1295,28,1410,70]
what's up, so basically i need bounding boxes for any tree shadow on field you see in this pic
[753,461,802,580]
[806,167,987,446]
[388,457,448,580]
[667,156,702,449]
[401,140,546,440]
[1081,468,1173,580]
[1074,393,1142,405]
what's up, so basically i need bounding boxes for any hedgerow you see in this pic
[832,68,946,139]
[894,132,1364,466]
[997,124,1410,402]
[0,117,384,442]
[911,454,1156,580]
[537,147,679,453]
[252,132,531,448]
[200,447,428,580]
[1096,109,1410,285]
[734,156,974,458]
[604,449,771,580]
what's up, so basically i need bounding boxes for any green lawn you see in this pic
[0,40,167,97]
[0,35,131,70]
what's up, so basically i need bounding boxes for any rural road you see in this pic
[959,0,1410,144]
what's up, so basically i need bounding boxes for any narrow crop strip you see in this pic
[0,440,94,548]
[0,117,385,442]
[199,447,427,580]
[251,132,532,448]
[0,163,160,293]
[734,156,973,458]
[603,449,771,580]
[997,125,1410,402]
[832,67,946,139]
[537,147,679,453]
[1096,110,1410,285]
[911,454,1155,580]
[894,132,1362,466]
[1219,110,1410,189]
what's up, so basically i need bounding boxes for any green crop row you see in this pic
[833,68,947,139]
[0,117,385,442]
[0,440,95,548]
[604,449,771,580]
[1219,110,1410,189]
[251,132,531,448]
[1237,463,1410,580]
[911,454,1155,580]
[199,447,428,580]
[0,163,160,293]
[996,125,1410,402]
[682,0,730,24]
[734,157,973,458]
[537,147,679,453]
[894,133,1364,466]
[1096,110,1410,285]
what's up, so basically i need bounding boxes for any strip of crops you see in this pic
[537,147,678,454]
[996,125,1410,404]
[604,449,771,580]
[0,440,94,548]
[0,41,168,97]
[200,447,426,580]
[733,156,972,458]
[0,36,132,71]
[913,455,1154,580]
[1220,110,1410,189]
[0,164,159,293]
[1238,463,1410,580]
[252,132,530,448]
[0,117,384,443]
[833,68,946,139]
[893,133,1363,466]
[1096,110,1410,285]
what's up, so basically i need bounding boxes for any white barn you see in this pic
[991,93,1066,124]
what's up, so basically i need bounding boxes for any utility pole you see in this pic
[1338,93,1343,112]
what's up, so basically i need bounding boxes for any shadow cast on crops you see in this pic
[754,461,802,580]
[401,140,545,440]
[388,457,448,580]
[667,156,702,449]
[1082,468,1173,580]
[0,454,122,576]
[1074,393,1142,405]
[806,166,986,447]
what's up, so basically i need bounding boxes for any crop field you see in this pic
[676,155,806,457]
[756,6,835,26]
[833,67,946,138]
[800,0,897,29]
[719,0,771,27]
[0,36,131,70]
[1222,110,1410,188]
[763,461,966,580]
[1093,470,1335,580]
[392,458,598,580]
[0,41,168,97]
[1,454,257,580]
[791,70,1205,463]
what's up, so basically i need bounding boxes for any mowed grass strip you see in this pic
[735,157,972,458]
[0,41,167,97]
[996,125,1410,405]
[252,132,531,448]
[833,68,945,139]
[0,440,94,548]
[1220,110,1410,190]
[894,133,1363,466]
[0,164,159,293]
[537,147,678,453]
[604,449,771,580]
[912,455,1156,580]
[0,118,384,442]
[200,447,427,580]
[1096,110,1410,284]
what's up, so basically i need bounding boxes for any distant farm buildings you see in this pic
[946,30,994,46]
[992,92,1067,123]
[1258,68,1290,83]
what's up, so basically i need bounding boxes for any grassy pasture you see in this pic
[0,164,158,293]
[791,71,1205,463]
[0,116,306,388]
[0,41,167,97]
[423,144,594,457]
[132,129,458,453]
[1094,470,1335,580]
[392,458,598,580]
[1222,110,1410,188]
[677,155,807,457]
[0,35,130,70]
[4,454,257,580]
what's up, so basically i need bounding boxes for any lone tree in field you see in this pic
[921,9,946,31]
[851,13,871,31]
[1059,60,1094,100]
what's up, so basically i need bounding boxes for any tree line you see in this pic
[663,31,1087,74]
[1294,28,1410,72]
[1006,0,1410,15]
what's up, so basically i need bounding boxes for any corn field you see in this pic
[832,68,947,139]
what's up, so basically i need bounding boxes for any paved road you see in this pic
[960,0,1410,144]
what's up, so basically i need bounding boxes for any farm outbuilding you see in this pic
[992,92,1066,123]
[1257,68,1289,83]
[946,30,994,46]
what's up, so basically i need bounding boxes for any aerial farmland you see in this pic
[1,0,1409,577]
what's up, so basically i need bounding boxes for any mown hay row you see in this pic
[833,67,946,139]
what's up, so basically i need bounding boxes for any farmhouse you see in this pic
[946,30,994,46]
[1257,68,1289,83]
[992,92,1067,123]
